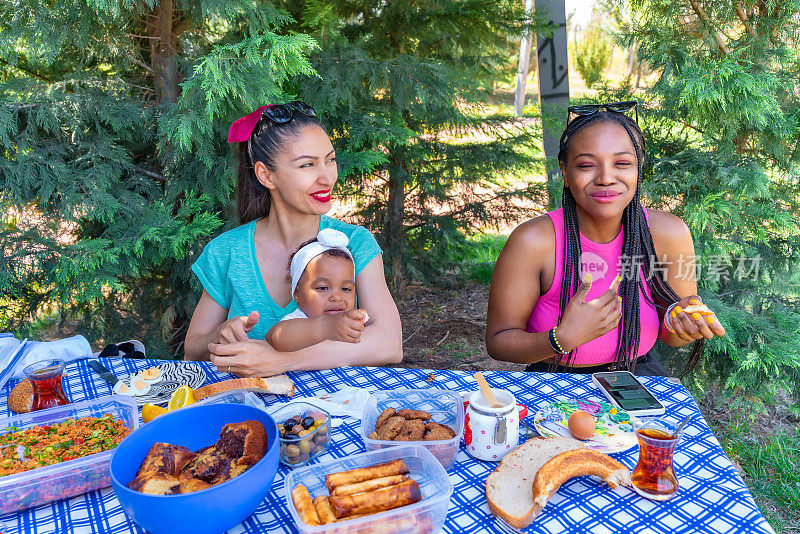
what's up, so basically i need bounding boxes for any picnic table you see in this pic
[0,358,775,534]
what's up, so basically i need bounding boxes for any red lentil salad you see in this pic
[0,414,130,477]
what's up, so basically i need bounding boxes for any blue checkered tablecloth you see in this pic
[0,359,775,534]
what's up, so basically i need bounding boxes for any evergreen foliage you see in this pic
[0,0,317,353]
[612,0,800,398]
[574,26,614,88]
[277,0,548,285]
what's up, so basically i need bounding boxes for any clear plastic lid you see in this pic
[284,444,453,534]
[0,338,30,394]
[0,395,139,496]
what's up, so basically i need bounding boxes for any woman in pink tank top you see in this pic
[486,103,727,376]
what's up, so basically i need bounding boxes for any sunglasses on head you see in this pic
[261,100,317,124]
[568,100,638,124]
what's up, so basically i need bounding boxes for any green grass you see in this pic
[707,413,800,533]
[725,429,800,532]
[441,339,483,362]
[451,234,508,286]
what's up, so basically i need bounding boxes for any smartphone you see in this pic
[591,371,665,416]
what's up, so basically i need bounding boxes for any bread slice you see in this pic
[486,437,584,529]
[683,303,713,316]
[532,449,631,510]
[194,375,295,400]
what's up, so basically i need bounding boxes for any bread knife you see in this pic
[88,360,120,386]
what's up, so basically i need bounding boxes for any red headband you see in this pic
[227,105,271,143]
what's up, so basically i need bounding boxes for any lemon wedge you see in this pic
[168,385,197,411]
[142,403,168,423]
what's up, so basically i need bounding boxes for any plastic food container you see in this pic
[360,388,464,470]
[193,389,265,410]
[285,444,452,534]
[0,394,139,514]
[272,401,331,467]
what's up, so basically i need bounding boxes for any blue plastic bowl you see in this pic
[110,403,279,534]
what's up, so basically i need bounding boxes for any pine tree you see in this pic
[617,1,800,397]
[0,1,317,353]
[277,0,548,286]
[574,25,614,89]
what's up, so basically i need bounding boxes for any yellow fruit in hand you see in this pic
[168,385,197,411]
[142,403,168,423]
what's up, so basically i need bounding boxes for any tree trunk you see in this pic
[382,67,410,287]
[147,0,182,104]
[628,38,637,75]
[383,155,406,288]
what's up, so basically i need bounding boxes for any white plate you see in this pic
[533,398,638,453]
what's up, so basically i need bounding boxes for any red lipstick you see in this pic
[311,189,331,203]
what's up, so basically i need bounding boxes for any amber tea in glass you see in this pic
[631,418,682,500]
[23,359,70,411]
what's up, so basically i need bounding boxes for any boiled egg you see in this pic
[137,366,163,384]
[113,381,133,396]
[130,377,152,396]
[567,410,596,440]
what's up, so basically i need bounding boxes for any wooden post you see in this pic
[534,0,570,208]
[514,0,535,115]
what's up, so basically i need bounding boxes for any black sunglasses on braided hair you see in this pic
[568,100,638,124]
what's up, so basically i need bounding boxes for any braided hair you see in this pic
[555,110,704,376]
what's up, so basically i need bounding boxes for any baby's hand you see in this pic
[322,310,366,343]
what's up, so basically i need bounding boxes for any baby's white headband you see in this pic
[290,228,354,295]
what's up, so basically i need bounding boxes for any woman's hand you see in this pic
[214,311,260,344]
[208,339,291,377]
[554,275,622,352]
[665,296,725,341]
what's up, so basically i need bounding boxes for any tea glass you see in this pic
[23,359,70,411]
[631,417,683,500]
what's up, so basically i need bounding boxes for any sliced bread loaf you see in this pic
[194,375,295,400]
[485,437,584,529]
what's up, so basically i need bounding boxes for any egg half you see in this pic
[130,377,151,396]
[113,381,133,396]
[567,410,596,440]
[137,366,163,384]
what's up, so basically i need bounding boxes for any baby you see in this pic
[266,228,368,351]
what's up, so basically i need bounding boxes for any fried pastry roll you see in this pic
[324,459,409,491]
[292,484,321,526]
[330,479,421,518]
[330,474,408,496]
[312,496,338,524]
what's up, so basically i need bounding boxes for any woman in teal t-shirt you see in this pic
[184,102,402,375]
